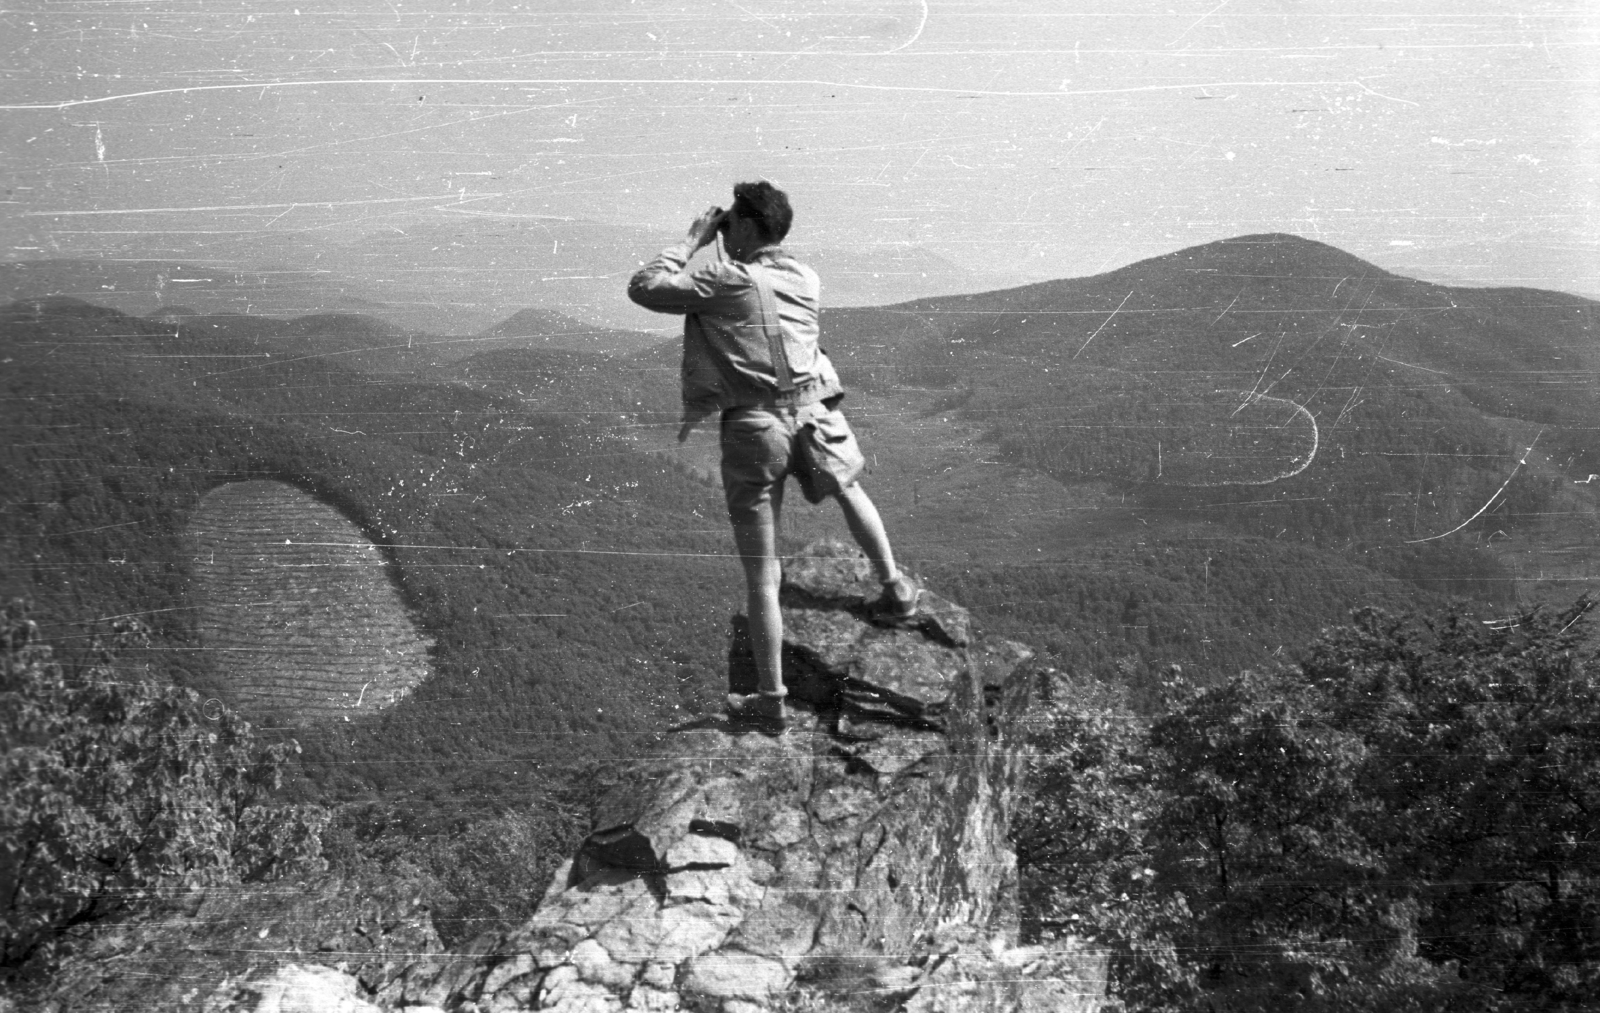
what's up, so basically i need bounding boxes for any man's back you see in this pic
[628,244,838,414]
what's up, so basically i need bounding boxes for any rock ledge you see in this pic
[386,542,1105,1013]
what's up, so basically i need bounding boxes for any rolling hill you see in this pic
[472,307,667,356]
[0,258,500,336]
[146,303,664,376]
[4,232,1596,814]
[0,220,1021,336]
[0,296,734,805]
[820,234,1598,601]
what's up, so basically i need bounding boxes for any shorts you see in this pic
[720,401,866,522]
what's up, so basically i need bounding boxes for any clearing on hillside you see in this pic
[185,480,434,723]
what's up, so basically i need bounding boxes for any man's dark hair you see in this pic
[731,181,792,243]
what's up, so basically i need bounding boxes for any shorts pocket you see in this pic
[794,411,865,503]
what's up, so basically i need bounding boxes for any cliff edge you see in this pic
[380,541,1104,1013]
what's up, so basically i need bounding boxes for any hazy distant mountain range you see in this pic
[0,217,1026,336]
[3,231,1595,808]
[1377,230,1600,302]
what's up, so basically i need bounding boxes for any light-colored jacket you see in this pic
[627,242,843,420]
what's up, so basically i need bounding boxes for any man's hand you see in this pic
[686,206,727,252]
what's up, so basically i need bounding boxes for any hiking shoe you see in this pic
[866,575,921,624]
[726,691,790,733]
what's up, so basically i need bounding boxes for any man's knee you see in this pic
[736,546,781,595]
[744,557,782,590]
[727,499,774,537]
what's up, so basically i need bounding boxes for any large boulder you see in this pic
[390,542,1105,1012]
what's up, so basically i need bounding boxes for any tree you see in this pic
[1144,663,1433,1010]
[1015,672,1198,1009]
[1,602,328,978]
[1304,599,1600,1007]
[1018,597,1599,1011]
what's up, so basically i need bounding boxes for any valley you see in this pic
[3,232,1596,808]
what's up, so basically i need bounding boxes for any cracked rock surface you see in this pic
[389,542,1105,1013]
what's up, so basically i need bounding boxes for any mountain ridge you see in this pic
[5,230,1596,808]
[475,306,665,356]
[816,231,1596,618]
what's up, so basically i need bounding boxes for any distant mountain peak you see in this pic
[1143,232,1398,280]
[475,306,664,355]
[286,312,407,337]
[479,306,580,335]
[2,295,128,320]
[148,305,200,319]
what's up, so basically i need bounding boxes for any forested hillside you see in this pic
[0,298,734,813]
[5,233,1596,818]
[824,233,1598,605]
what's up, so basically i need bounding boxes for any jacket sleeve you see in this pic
[627,243,727,314]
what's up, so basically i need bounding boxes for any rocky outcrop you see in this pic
[384,542,1105,1012]
[24,541,1104,1013]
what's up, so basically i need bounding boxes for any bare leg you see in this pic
[731,499,783,695]
[836,482,900,585]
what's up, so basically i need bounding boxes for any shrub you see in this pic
[1018,597,1600,1011]
[0,602,327,978]
[1015,672,1198,1008]
[319,773,597,949]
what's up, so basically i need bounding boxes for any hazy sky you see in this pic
[3,0,1596,299]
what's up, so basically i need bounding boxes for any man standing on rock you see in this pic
[628,181,919,730]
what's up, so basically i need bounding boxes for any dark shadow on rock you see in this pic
[725,614,760,696]
[577,823,660,876]
[835,697,941,735]
[665,713,732,736]
[727,613,846,710]
[780,539,971,648]
[687,818,742,845]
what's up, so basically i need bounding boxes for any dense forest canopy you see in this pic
[1019,595,1600,1011]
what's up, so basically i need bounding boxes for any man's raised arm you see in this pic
[627,206,728,314]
